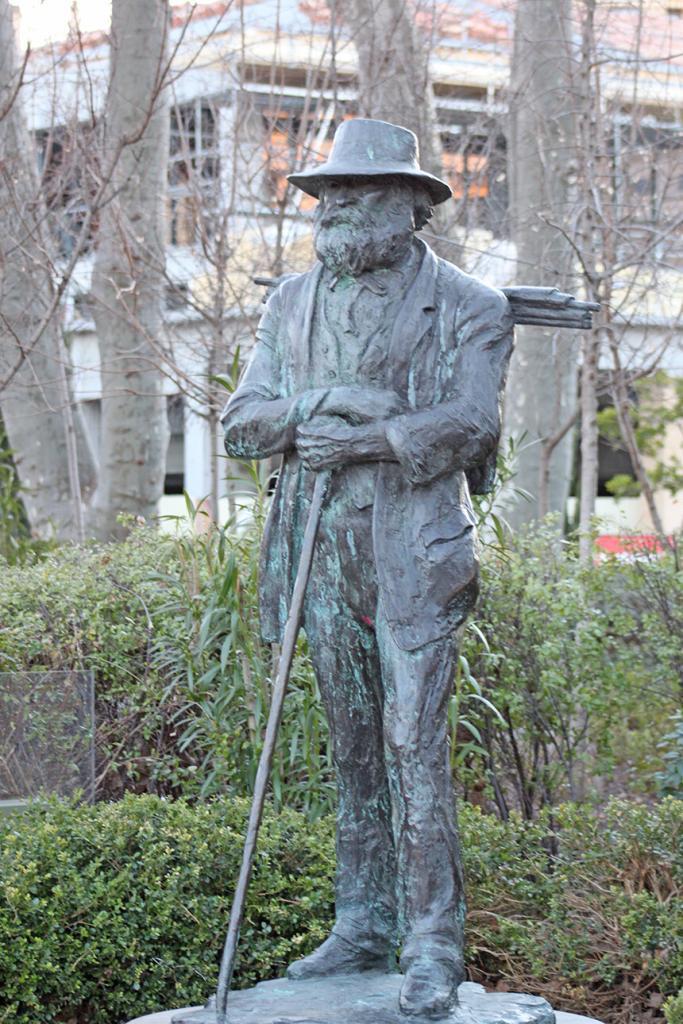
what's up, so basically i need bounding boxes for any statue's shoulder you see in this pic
[435,255,509,312]
[431,254,511,327]
[270,266,319,302]
[257,267,318,312]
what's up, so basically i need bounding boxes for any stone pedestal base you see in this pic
[125,971,605,1024]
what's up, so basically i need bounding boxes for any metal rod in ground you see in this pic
[215,470,331,1024]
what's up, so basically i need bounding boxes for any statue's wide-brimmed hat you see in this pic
[287,118,452,206]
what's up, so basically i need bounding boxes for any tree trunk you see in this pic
[579,328,599,562]
[347,0,460,263]
[0,0,94,539]
[504,0,577,528]
[575,0,606,558]
[90,0,170,539]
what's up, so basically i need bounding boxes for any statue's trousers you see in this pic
[301,491,466,972]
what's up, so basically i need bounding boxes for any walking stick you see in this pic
[214,469,331,1024]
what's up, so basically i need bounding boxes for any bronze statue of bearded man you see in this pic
[222,118,514,1019]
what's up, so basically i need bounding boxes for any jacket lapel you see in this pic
[282,263,322,390]
[302,263,322,373]
[387,240,439,395]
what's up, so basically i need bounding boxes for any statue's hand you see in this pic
[296,416,392,470]
[296,416,358,470]
[317,385,407,424]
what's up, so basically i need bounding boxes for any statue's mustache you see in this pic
[315,204,374,230]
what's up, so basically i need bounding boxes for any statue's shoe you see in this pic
[286,933,394,980]
[398,956,461,1019]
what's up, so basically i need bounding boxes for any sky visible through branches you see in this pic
[15,0,185,47]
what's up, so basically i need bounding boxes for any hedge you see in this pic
[0,796,680,1024]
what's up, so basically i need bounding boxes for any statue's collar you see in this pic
[411,238,438,312]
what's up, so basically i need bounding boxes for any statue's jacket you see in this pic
[222,240,514,651]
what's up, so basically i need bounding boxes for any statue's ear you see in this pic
[466,454,497,496]
[413,185,434,232]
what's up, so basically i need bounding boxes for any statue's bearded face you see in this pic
[313,178,417,276]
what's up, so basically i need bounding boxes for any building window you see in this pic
[165,395,185,494]
[596,378,638,498]
[261,107,336,211]
[35,125,97,256]
[168,100,220,246]
[441,130,507,235]
[613,121,683,264]
[164,282,190,311]
[442,139,490,201]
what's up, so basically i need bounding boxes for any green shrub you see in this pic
[0,516,335,815]
[0,796,679,1024]
[665,990,683,1024]
[153,491,334,817]
[460,524,682,816]
[0,528,187,799]
[463,798,682,1022]
[0,795,335,1024]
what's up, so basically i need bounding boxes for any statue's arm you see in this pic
[221,292,327,460]
[382,292,514,486]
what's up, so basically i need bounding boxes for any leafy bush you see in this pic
[463,798,682,1023]
[0,795,679,1024]
[597,371,683,499]
[665,990,683,1024]
[0,529,184,799]
[460,524,682,817]
[0,510,335,815]
[0,795,335,1024]
[153,488,334,818]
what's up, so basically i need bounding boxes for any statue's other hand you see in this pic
[297,416,393,469]
[296,416,358,470]
[318,385,407,424]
